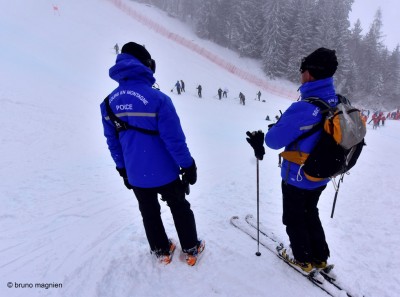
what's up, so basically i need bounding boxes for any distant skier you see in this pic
[175,81,181,94]
[180,80,185,92]
[223,87,228,98]
[257,91,261,101]
[370,112,379,126]
[239,92,245,105]
[114,43,119,54]
[196,85,202,98]
[372,116,380,129]
[217,88,223,100]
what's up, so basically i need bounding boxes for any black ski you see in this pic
[231,215,354,297]
[244,214,357,295]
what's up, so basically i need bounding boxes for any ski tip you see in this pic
[231,216,239,220]
[245,214,253,220]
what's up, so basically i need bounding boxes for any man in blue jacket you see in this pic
[247,48,338,272]
[100,42,204,266]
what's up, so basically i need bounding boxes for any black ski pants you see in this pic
[281,181,330,263]
[132,178,198,253]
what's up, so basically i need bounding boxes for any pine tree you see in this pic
[209,0,233,47]
[331,0,353,94]
[348,19,363,66]
[178,0,202,23]
[313,0,337,49]
[346,20,364,95]
[261,0,291,78]
[194,0,216,40]
[228,0,265,58]
[361,9,385,95]
[285,0,317,81]
[391,46,400,97]
[384,46,400,107]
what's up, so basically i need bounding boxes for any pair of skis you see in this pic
[231,215,358,297]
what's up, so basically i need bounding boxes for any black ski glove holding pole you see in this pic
[181,158,197,185]
[116,167,133,190]
[180,158,197,195]
[267,123,275,130]
[246,130,265,160]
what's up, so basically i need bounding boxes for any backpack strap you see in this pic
[303,97,332,115]
[336,94,351,105]
[280,96,332,164]
[291,97,331,142]
[104,96,159,135]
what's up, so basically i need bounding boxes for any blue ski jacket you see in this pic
[100,53,193,188]
[265,77,338,189]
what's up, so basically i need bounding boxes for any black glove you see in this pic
[181,158,197,185]
[268,123,275,130]
[116,167,133,190]
[246,130,265,160]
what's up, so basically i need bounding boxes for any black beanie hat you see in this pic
[121,42,156,72]
[300,47,338,79]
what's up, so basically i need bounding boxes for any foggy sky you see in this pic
[350,0,399,50]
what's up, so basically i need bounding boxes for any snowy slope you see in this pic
[1,0,399,297]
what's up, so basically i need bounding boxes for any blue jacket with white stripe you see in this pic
[265,77,338,189]
[100,53,193,188]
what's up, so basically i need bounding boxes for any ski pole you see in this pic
[255,158,261,256]
[330,174,344,218]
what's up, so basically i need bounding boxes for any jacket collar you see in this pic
[299,77,337,106]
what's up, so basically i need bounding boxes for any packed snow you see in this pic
[1,0,399,296]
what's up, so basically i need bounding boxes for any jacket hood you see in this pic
[299,77,338,106]
[109,53,156,86]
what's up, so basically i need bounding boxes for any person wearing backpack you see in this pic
[247,48,338,273]
[100,42,204,266]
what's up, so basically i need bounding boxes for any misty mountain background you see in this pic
[134,0,400,110]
